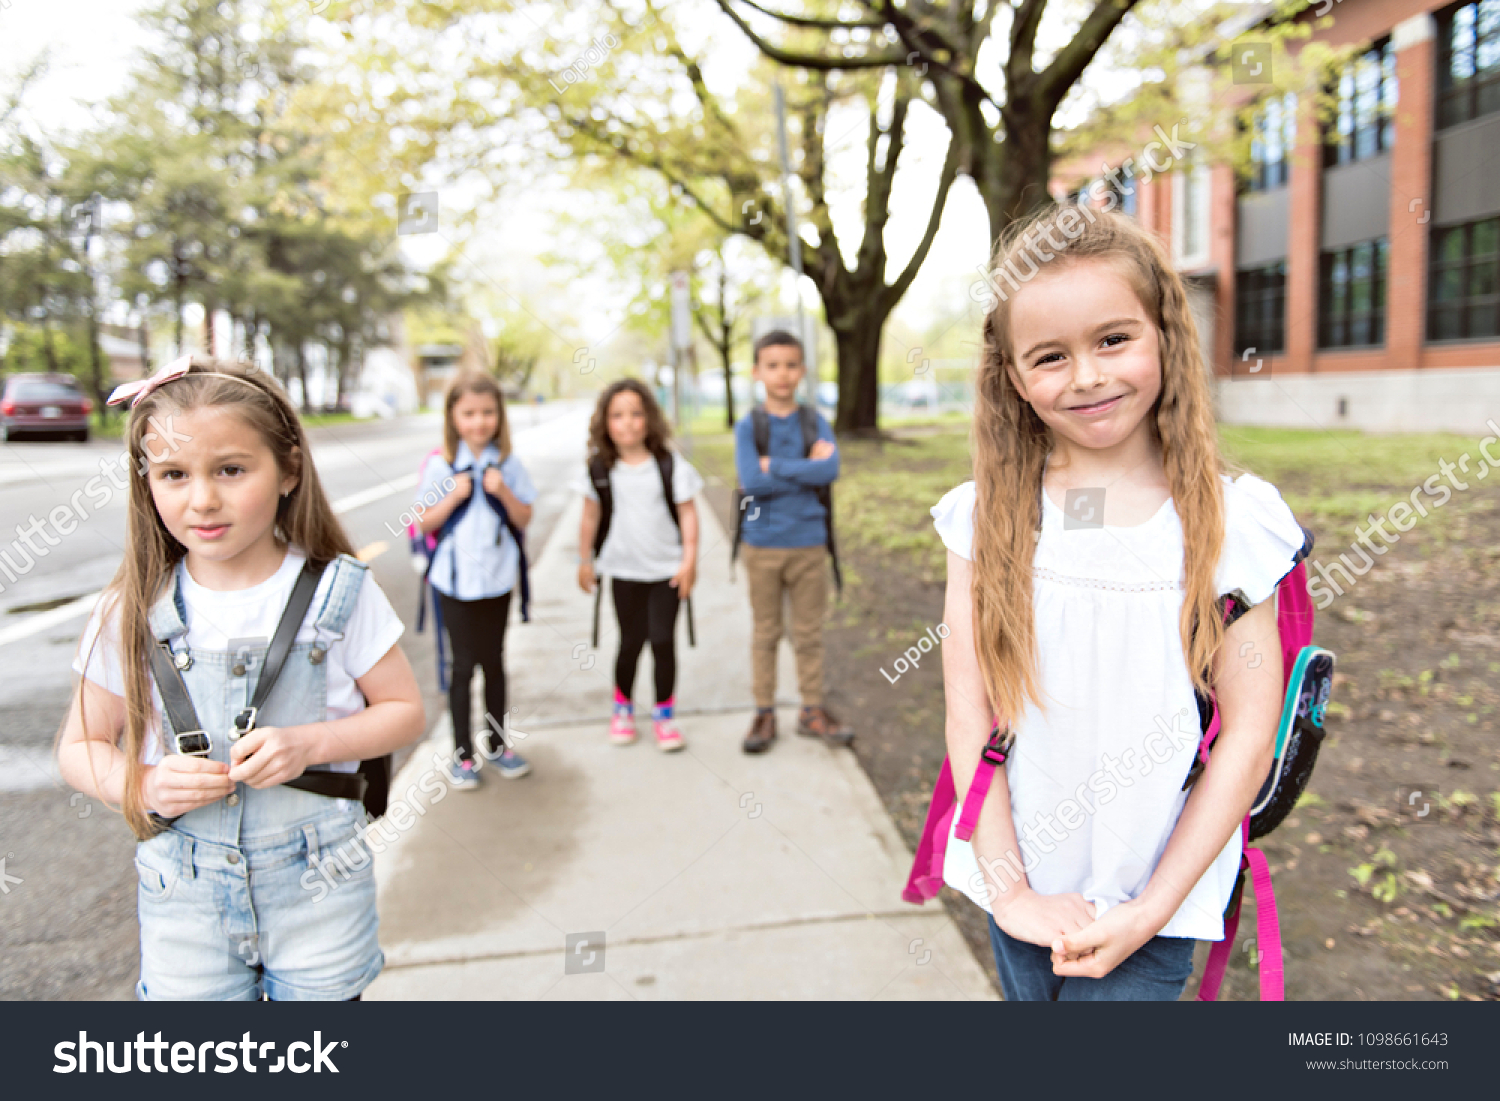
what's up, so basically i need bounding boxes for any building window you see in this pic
[1323,41,1398,167]
[1235,261,1287,355]
[1107,162,1138,216]
[1249,93,1297,191]
[1437,0,1500,128]
[1428,216,1500,339]
[1173,165,1211,269]
[1319,238,1388,347]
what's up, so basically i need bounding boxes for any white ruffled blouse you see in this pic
[932,472,1305,940]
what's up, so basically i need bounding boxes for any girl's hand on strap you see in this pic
[451,471,473,501]
[993,888,1097,948]
[142,755,235,817]
[670,559,696,600]
[1049,896,1164,978]
[227,726,316,789]
[482,466,504,496]
[578,561,596,594]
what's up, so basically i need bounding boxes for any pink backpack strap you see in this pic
[954,724,1010,842]
[1245,845,1285,999]
[902,759,956,904]
[1197,819,1286,1001]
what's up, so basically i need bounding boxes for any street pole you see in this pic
[773,84,814,405]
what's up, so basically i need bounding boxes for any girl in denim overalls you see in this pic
[58,357,425,1001]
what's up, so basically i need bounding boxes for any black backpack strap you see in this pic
[657,450,680,531]
[233,560,326,739]
[797,403,817,456]
[148,642,208,757]
[797,405,843,597]
[751,406,770,456]
[588,456,613,558]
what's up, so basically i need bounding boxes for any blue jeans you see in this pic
[987,916,1196,1001]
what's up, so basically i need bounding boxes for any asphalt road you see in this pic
[0,401,589,1000]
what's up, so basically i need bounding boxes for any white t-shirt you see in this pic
[580,451,704,582]
[73,547,405,767]
[931,472,1305,941]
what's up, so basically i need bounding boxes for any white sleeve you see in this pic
[671,454,705,503]
[931,481,978,561]
[1215,473,1307,605]
[339,571,406,679]
[579,461,601,501]
[71,594,127,697]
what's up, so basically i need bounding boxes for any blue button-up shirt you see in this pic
[418,441,537,600]
[734,408,839,549]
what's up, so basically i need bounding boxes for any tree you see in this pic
[711,0,1146,238]
[520,5,960,432]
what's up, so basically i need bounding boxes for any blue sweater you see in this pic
[734,408,839,549]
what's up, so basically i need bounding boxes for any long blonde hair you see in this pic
[442,370,512,465]
[80,357,354,839]
[972,207,1226,727]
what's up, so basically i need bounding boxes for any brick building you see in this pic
[1055,0,1500,433]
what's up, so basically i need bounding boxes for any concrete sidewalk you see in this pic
[365,481,995,1000]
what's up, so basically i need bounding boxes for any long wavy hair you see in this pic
[586,378,673,467]
[442,370,513,465]
[77,357,354,840]
[972,206,1227,727]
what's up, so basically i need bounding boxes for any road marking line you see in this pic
[0,472,421,649]
[329,472,419,514]
[0,591,101,649]
[357,540,390,563]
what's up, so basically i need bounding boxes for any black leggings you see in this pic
[437,590,511,760]
[612,578,680,705]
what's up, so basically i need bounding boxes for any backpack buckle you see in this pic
[175,730,211,757]
[231,707,258,741]
[980,725,1012,767]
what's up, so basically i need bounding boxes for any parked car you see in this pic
[1,374,92,442]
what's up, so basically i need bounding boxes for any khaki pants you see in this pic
[743,544,828,710]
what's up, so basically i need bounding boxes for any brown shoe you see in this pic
[797,706,854,746]
[742,710,777,754]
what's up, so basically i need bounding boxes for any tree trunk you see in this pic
[829,317,883,436]
[979,104,1055,239]
[719,332,735,429]
[85,299,107,425]
[137,310,152,375]
[41,318,59,374]
[294,341,310,412]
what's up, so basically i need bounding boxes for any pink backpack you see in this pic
[903,536,1334,1002]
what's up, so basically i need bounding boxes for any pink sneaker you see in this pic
[654,718,685,752]
[609,711,638,745]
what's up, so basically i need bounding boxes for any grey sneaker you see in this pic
[447,757,482,790]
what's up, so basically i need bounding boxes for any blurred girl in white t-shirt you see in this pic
[578,380,702,751]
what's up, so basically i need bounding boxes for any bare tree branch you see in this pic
[712,0,907,70]
[736,0,886,30]
[1035,0,1141,109]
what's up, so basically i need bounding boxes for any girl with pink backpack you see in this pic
[907,208,1329,1001]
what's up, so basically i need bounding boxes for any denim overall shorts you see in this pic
[133,554,384,1001]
